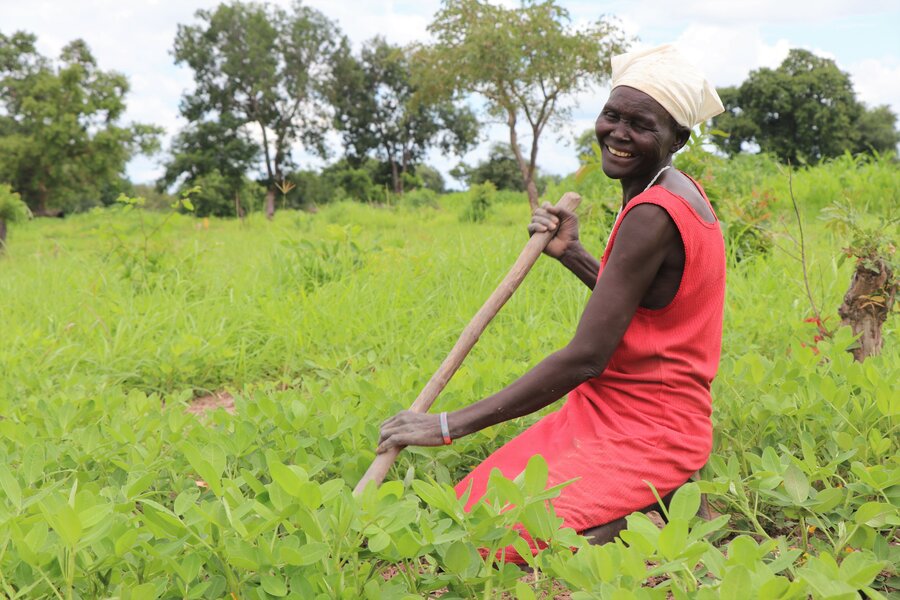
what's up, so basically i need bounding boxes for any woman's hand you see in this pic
[377,410,445,453]
[527,202,580,259]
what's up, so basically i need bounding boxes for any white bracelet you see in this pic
[439,412,452,445]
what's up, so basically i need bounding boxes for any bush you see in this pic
[415,164,445,193]
[176,170,265,218]
[461,181,496,223]
[399,188,440,209]
[0,184,30,224]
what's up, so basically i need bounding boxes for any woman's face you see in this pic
[594,86,682,181]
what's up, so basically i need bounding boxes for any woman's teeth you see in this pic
[607,146,633,158]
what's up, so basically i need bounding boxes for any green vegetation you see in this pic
[0,155,896,598]
[0,32,160,214]
[171,1,346,219]
[329,36,477,196]
[416,0,629,209]
[713,49,900,164]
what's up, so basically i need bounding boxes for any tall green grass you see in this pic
[0,155,896,597]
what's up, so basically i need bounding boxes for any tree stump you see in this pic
[838,258,897,361]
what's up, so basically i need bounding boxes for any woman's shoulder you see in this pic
[651,171,715,224]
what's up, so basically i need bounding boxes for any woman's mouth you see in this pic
[607,145,634,158]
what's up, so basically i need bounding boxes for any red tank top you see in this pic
[577,177,726,447]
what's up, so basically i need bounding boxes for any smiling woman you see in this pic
[377,44,727,562]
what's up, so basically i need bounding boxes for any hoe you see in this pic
[354,192,582,495]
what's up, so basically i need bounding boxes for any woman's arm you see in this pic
[558,241,601,290]
[528,204,600,289]
[377,203,680,452]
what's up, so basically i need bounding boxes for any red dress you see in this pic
[454,178,726,561]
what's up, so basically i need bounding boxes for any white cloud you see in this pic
[849,57,900,112]
[589,0,898,27]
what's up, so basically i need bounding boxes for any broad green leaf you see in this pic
[726,535,759,568]
[0,464,22,509]
[783,465,809,504]
[129,582,159,600]
[297,481,323,510]
[261,574,288,597]
[174,488,199,516]
[658,518,688,560]
[42,501,81,547]
[295,542,329,566]
[718,565,752,600]
[368,529,391,553]
[487,470,524,507]
[115,528,139,557]
[181,443,222,496]
[522,454,549,496]
[126,472,157,498]
[813,487,844,513]
[854,502,896,527]
[839,552,886,588]
[668,482,701,521]
[443,540,472,574]
[515,581,537,600]
[266,452,308,496]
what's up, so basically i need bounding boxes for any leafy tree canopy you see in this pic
[173,1,346,218]
[329,36,477,195]
[416,0,629,209]
[712,49,900,164]
[0,31,161,213]
[452,144,527,191]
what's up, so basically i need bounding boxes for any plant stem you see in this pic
[787,166,830,339]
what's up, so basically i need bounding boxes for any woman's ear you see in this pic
[671,126,691,153]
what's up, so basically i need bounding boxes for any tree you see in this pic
[712,49,900,163]
[417,0,629,209]
[159,113,260,217]
[574,128,597,164]
[173,1,346,219]
[329,37,477,195]
[854,105,900,155]
[0,32,160,214]
[452,143,527,191]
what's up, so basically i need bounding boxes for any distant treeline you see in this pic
[0,2,896,219]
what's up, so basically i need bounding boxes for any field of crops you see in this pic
[0,153,897,598]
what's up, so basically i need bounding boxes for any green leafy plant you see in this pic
[461,181,496,223]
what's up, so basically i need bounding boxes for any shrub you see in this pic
[400,188,440,209]
[0,184,30,224]
[177,170,264,217]
[461,181,496,223]
[0,184,31,251]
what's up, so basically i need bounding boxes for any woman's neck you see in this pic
[620,161,673,207]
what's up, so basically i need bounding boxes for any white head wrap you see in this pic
[610,44,724,128]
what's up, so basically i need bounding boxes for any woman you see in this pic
[377,44,726,560]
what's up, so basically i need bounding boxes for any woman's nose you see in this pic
[609,123,630,141]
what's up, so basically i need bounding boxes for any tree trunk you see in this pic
[234,192,244,223]
[264,188,276,220]
[0,218,7,252]
[838,258,896,361]
[505,110,540,211]
[524,177,539,211]
[390,160,401,196]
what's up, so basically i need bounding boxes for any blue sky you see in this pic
[2,0,899,186]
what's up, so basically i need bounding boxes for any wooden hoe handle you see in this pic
[353,192,582,495]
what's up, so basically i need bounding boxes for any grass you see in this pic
[0,155,897,598]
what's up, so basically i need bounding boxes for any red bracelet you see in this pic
[439,412,452,445]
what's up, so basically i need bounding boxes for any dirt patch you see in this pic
[186,391,235,415]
